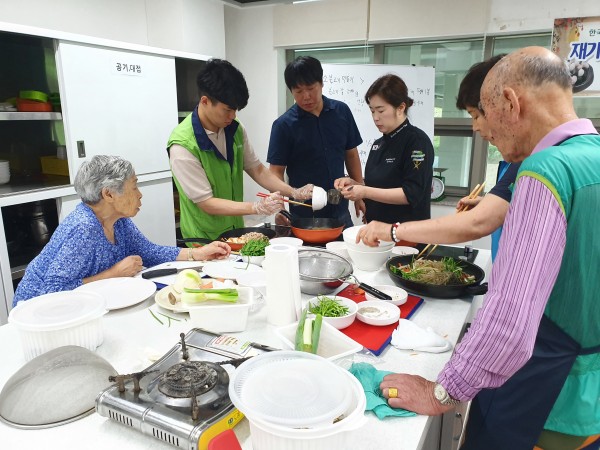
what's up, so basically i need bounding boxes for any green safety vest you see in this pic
[168,111,245,241]
[516,134,600,436]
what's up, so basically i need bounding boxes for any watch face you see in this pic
[434,383,446,401]
[431,177,445,199]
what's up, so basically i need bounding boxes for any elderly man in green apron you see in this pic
[168,59,313,241]
[374,47,600,450]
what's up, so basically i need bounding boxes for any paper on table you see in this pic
[390,319,452,353]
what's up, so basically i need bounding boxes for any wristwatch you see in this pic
[433,383,460,406]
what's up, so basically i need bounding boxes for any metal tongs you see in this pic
[345,275,392,301]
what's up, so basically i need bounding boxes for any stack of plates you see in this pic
[0,160,10,185]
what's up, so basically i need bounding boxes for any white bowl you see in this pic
[364,285,408,305]
[269,237,303,247]
[356,300,400,326]
[391,246,419,256]
[343,225,395,253]
[312,186,327,211]
[240,254,265,266]
[325,241,350,260]
[346,246,392,271]
[306,295,357,329]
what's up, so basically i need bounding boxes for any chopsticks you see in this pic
[257,192,312,208]
[416,182,486,259]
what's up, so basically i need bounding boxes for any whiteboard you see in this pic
[322,64,435,169]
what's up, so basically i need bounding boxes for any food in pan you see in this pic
[390,257,476,286]
[224,232,268,245]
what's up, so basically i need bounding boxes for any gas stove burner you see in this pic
[159,361,219,398]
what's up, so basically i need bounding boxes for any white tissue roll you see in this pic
[265,244,301,326]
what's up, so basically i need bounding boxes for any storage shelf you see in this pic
[0,176,71,199]
[11,264,27,280]
[0,112,62,121]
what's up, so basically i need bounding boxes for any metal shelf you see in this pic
[11,264,27,280]
[0,112,62,121]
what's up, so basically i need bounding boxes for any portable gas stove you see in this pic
[96,329,253,450]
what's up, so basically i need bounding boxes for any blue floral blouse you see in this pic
[13,202,180,304]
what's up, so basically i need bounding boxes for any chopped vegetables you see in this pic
[240,238,270,257]
[390,257,476,285]
[308,295,350,317]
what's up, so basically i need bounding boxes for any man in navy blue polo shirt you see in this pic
[267,56,364,227]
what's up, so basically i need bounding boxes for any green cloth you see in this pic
[168,111,245,241]
[516,134,600,436]
[349,362,416,419]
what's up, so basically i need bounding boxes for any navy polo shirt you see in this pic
[267,96,362,219]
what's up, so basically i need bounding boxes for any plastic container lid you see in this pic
[9,291,107,332]
[229,351,353,428]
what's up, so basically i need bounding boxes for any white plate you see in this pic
[202,260,264,280]
[75,277,156,310]
[356,300,400,326]
[391,246,419,256]
[155,285,190,313]
[364,285,408,306]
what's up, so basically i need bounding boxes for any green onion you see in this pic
[181,288,239,304]
[149,309,164,325]
[308,295,350,317]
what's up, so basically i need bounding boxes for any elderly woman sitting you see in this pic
[13,155,230,304]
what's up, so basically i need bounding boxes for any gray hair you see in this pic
[74,155,135,204]
[494,50,572,91]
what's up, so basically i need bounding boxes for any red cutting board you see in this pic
[337,285,424,356]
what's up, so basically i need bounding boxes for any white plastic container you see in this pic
[346,245,392,271]
[186,286,252,332]
[9,291,107,361]
[229,351,367,450]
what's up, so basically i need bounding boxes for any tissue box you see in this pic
[40,156,69,176]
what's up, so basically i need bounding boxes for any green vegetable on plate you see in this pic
[308,295,350,317]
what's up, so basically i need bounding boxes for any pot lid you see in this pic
[0,346,117,429]
[228,351,353,428]
[9,291,106,332]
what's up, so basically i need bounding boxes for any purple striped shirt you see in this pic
[438,119,599,400]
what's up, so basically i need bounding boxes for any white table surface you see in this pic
[0,248,491,450]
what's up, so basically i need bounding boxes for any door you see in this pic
[56,41,178,177]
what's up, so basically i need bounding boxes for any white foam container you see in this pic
[187,286,252,332]
[9,291,107,361]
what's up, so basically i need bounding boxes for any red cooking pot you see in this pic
[279,210,344,244]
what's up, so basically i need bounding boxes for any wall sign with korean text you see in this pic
[552,16,600,96]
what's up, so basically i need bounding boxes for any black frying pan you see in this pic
[386,254,488,299]
[177,227,276,250]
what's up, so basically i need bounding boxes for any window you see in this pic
[288,33,600,197]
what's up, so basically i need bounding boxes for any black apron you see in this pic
[461,315,600,450]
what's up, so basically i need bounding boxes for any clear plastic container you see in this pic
[9,291,107,361]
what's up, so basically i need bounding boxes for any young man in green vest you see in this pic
[168,59,313,241]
